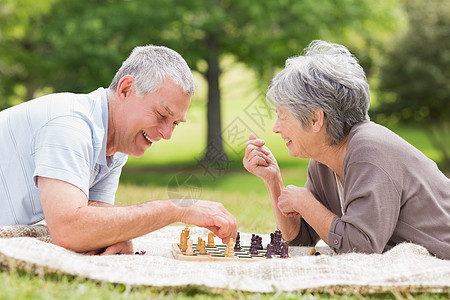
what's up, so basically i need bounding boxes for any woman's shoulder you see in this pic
[344,121,430,173]
[347,121,411,156]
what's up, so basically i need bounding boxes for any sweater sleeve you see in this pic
[328,161,401,254]
[288,160,322,246]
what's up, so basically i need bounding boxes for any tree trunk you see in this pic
[202,32,229,164]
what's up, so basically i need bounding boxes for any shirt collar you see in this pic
[97,88,109,166]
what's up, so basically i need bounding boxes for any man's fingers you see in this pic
[83,249,102,256]
[100,247,119,256]
[212,215,236,243]
[249,132,257,140]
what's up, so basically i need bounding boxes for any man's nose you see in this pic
[158,123,174,140]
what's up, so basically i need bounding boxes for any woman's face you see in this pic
[272,106,315,159]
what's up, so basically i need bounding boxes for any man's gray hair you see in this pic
[267,40,370,145]
[109,45,195,96]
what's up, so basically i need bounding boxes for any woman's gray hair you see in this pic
[267,40,370,145]
[109,45,195,96]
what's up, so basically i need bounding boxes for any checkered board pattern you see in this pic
[172,243,289,262]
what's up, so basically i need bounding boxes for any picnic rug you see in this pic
[0,223,449,293]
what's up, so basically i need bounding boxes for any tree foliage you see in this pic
[374,0,450,169]
[1,0,405,161]
[0,0,57,108]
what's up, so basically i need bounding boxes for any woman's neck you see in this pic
[313,136,348,178]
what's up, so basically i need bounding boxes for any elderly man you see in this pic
[243,40,450,259]
[0,45,236,254]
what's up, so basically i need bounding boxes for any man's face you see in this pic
[112,79,191,157]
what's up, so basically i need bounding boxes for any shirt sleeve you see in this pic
[88,154,128,204]
[328,161,401,254]
[288,160,322,246]
[33,116,94,197]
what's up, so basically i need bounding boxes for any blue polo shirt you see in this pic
[0,88,128,225]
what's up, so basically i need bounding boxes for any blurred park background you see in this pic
[1,0,450,298]
[1,0,449,225]
[2,0,450,223]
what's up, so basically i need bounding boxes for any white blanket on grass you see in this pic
[0,224,449,293]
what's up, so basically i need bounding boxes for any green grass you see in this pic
[1,270,448,300]
[2,62,448,299]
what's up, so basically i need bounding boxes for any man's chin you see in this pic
[131,148,149,158]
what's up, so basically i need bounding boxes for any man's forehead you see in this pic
[163,106,174,117]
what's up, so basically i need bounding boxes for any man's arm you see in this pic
[83,200,133,255]
[38,177,236,252]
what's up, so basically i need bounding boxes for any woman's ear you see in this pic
[116,75,135,101]
[311,109,325,132]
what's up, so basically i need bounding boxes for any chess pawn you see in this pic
[265,243,274,258]
[257,236,263,250]
[307,247,316,256]
[185,239,194,256]
[207,232,216,248]
[196,237,203,251]
[198,240,207,255]
[250,240,259,255]
[226,238,235,257]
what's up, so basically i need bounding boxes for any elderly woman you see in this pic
[243,40,450,259]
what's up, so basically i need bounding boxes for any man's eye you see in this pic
[158,112,166,118]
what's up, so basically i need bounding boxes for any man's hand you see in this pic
[178,200,237,244]
[243,133,281,182]
[83,240,134,256]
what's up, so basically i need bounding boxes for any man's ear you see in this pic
[116,75,135,101]
[311,109,325,132]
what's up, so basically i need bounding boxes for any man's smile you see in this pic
[142,130,155,143]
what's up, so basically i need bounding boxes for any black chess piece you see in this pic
[257,236,263,250]
[250,240,259,255]
[272,229,283,255]
[265,243,274,258]
[274,240,281,255]
[280,241,289,258]
[274,229,282,243]
[234,232,241,251]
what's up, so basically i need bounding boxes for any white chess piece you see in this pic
[185,239,194,255]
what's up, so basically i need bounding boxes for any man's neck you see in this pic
[105,91,116,157]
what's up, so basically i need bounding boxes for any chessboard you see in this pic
[172,226,290,262]
[172,243,289,262]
